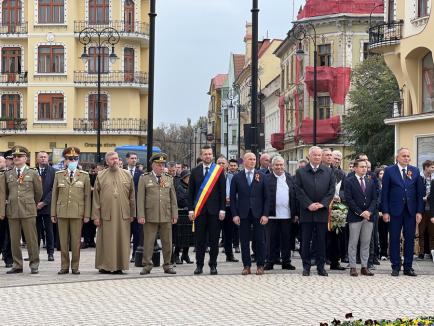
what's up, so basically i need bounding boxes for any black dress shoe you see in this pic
[373,258,381,265]
[210,266,218,275]
[391,269,400,277]
[404,268,417,277]
[282,263,296,270]
[130,257,135,263]
[194,267,203,275]
[341,257,349,263]
[175,256,183,265]
[330,264,345,271]
[5,263,12,268]
[112,270,123,274]
[58,269,69,275]
[264,264,274,271]
[99,269,110,274]
[30,268,39,274]
[226,255,239,263]
[71,270,80,275]
[6,268,23,274]
[275,258,282,265]
[24,257,29,261]
[181,255,194,264]
[234,246,240,253]
[317,269,328,276]
[302,269,310,276]
[48,254,54,261]
[164,268,176,274]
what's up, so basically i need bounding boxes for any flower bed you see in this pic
[321,314,434,325]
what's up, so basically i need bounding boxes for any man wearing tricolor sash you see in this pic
[188,145,226,275]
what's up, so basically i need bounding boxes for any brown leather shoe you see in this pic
[361,267,374,276]
[241,267,251,275]
[256,266,265,275]
[350,268,358,277]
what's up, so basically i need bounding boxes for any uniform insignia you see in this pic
[75,181,84,186]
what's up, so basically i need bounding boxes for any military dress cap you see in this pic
[150,153,168,164]
[63,146,81,158]
[11,146,29,156]
[3,149,13,159]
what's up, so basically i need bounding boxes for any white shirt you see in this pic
[355,174,366,186]
[68,169,77,178]
[203,164,212,176]
[127,166,136,175]
[397,163,408,179]
[269,173,291,220]
[310,164,320,171]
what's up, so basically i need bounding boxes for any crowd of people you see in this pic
[0,144,433,277]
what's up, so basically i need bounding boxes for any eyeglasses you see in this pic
[67,157,79,161]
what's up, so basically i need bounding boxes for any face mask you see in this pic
[68,161,78,170]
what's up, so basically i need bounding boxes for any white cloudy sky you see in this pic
[154,0,305,125]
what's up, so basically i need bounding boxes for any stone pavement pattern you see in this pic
[0,249,433,325]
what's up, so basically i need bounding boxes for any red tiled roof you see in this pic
[233,54,245,79]
[258,39,271,58]
[212,74,228,89]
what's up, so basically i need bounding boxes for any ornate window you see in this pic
[88,93,108,121]
[88,0,109,24]
[318,96,331,120]
[88,47,109,74]
[422,52,433,112]
[38,0,64,23]
[1,93,20,118]
[318,44,331,67]
[38,93,64,120]
[37,45,64,73]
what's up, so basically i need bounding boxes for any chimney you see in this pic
[244,22,252,63]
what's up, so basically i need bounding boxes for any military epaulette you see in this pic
[142,172,151,176]
[164,173,173,178]
[78,170,89,174]
[56,170,66,174]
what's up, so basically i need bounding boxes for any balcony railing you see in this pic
[73,118,147,135]
[74,20,149,37]
[369,20,403,49]
[0,119,27,133]
[74,71,148,86]
[0,72,28,84]
[0,22,28,35]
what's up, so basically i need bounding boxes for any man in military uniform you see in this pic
[2,146,42,274]
[137,153,178,275]
[51,147,91,275]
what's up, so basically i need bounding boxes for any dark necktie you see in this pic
[360,177,366,193]
[402,168,407,181]
[70,171,74,183]
[157,175,161,185]
[17,169,21,178]
[130,169,134,176]
[204,166,209,177]
[39,168,45,176]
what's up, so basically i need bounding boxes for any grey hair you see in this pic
[332,150,342,157]
[167,161,176,168]
[271,155,285,165]
[396,147,410,155]
[308,146,322,155]
[105,151,118,161]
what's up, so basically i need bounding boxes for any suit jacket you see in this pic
[51,169,92,219]
[188,164,226,215]
[230,170,269,219]
[295,164,335,223]
[430,179,434,217]
[4,167,43,219]
[344,174,377,223]
[381,164,425,216]
[37,165,56,215]
[265,172,297,218]
[0,171,5,218]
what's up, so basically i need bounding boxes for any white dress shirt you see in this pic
[269,173,290,220]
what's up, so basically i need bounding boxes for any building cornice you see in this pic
[384,112,434,125]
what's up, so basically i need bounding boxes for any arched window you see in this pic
[422,52,434,112]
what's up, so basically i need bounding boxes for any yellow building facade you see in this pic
[0,0,149,165]
[370,0,433,168]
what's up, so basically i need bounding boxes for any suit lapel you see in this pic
[394,164,406,188]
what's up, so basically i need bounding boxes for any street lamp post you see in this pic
[290,23,318,146]
[250,0,259,158]
[79,27,120,163]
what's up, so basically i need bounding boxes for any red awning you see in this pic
[304,66,351,105]
[298,116,341,144]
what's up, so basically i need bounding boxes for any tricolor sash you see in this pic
[193,163,223,230]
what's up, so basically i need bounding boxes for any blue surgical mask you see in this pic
[68,161,78,171]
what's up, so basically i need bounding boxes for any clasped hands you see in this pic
[308,202,324,212]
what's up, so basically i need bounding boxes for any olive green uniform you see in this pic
[51,169,91,271]
[137,172,178,272]
[4,166,43,270]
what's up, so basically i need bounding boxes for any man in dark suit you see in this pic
[264,156,297,271]
[295,146,335,276]
[381,148,424,276]
[344,159,377,277]
[230,152,269,275]
[188,145,226,275]
[36,151,56,261]
[125,152,144,263]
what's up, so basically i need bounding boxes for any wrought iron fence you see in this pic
[74,20,149,36]
[0,119,27,132]
[73,118,147,134]
[0,72,28,84]
[369,20,403,48]
[0,22,28,35]
[74,71,148,85]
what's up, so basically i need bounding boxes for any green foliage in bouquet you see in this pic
[330,203,348,234]
[321,313,434,325]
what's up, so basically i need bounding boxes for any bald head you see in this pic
[259,153,270,169]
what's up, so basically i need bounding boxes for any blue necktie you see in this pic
[247,171,252,186]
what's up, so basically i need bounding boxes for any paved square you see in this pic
[0,248,433,325]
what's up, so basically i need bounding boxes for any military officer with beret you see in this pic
[137,153,178,275]
[51,147,91,275]
[2,146,42,274]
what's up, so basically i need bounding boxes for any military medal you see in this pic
[255,173,260,182]
[407,170,412,180]
[159,178,166,188]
